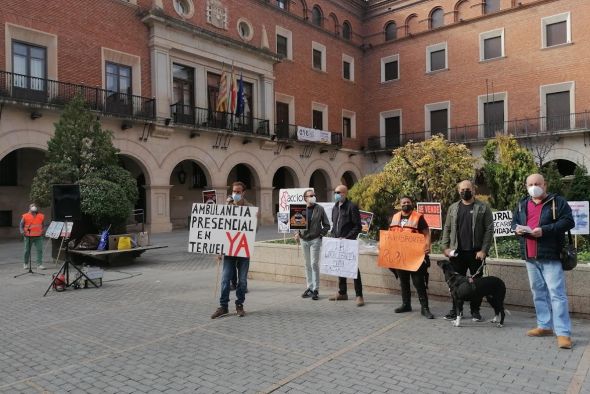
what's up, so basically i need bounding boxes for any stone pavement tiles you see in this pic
[0,244,589,393]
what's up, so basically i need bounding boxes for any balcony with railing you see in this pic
[367,112,590,151]
[275,122,343,147]
[171,103,270,136]
[0,70,156,120]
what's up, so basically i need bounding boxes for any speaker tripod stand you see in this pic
[14,230,46,278]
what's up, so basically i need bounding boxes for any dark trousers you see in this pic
[220,256,249,308]
[451,250,484,313]
[338,269,363,297]
[389,265,428,306]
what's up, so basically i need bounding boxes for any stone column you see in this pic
[259,186,274,225]
[260,75,275,134]
[145,185,173,233]
[150,44,171,119]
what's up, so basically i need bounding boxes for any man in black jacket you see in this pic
[295,189,331,300]
[328,184,364,306]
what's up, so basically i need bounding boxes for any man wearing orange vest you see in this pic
[19,203,45,270]
[388,196,433,318]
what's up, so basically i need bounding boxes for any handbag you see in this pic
[560,230,577,271]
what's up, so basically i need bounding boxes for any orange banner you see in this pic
[378,230,425,271]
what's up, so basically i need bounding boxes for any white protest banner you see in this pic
[493,210,513,237]
[277,212,290,233]
[317,202,334,228]
[45,221,64,239]
[188,203,258,258]
[320,238,359,279]
[568,201,589,235]
[296,126,331,144]
[279,188,313,212]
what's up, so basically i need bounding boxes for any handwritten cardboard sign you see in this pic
[378,230,425,271]
[188,203,258,258]
[320,238,359,279]
[279,188,313,212]
[493,210,513,237]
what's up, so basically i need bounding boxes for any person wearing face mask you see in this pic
[294,189,331,300]
[388,196,433,318]
[328,185,364,306]
[211,181,257,319]
[512,173,574,349]
[19,203,46,270]
[442,180,494,322]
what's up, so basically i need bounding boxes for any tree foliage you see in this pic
[567,165,590,201]
[541,161,565,195]
[482,135,537,210]
[349,135,475,232]
[30,96,137,228]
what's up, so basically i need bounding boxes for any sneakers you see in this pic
[443,310,457,321]
[37,265,46,270]
[23,264,28,270]
[211,307,229,319]
[328,294,348,301]
[527,327,554,337]
[236,304,245,317]
[557,336,572,349]
[471,311,482,322]
[311,290,319,300]
[356,296,365,307]
[394,304,412,313]
[301,288,312,298]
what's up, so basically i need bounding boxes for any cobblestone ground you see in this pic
[0,231,589,393]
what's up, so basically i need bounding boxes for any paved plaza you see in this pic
[0,229,589,394]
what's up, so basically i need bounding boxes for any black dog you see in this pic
[437,260,506,327]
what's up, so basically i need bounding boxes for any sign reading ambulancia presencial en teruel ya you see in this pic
[188,203,258,258]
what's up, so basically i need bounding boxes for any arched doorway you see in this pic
[0,148,46,237]
[272,166,298,220]
[169,160,211,228]
[118,155,148,224]
[551,159,577,176]
[341,171,357,189]
[227,163,259,206]
[309,169,330,202]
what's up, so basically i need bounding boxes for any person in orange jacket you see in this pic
[388,196,433,318]
[19,203,45,270]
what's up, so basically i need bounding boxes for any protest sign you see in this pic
[188,203,258,258]
[320,238,359,279]
[377,230,425,271]
[289,204,308,230]
[360,211,374,234]
[493,210,513,237]
[416,202,442,230]
[45,221,64,239]
[296,126,331,144]
[60,222,73,238]
[279,188,312,212]
[277,212,290,233]
[568,201,589,235]
[202,190,217,204]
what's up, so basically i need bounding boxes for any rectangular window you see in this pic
[313,110,323,130]
[343,61,351,80]
[106,62,132,94]
[483,100,504,137]
[484,0,500,14]
[277,34,288,57]
[546,91,570,131]
[313,49,322,70]
[430,50,446,71]
[12,41,47,93]
[343,117,351,138]
[430,109,448,137]
[546,21,567,47]
[484,36,501,60]
[384,116,401,148]
[172,63,195,124]
[384,61,398,81]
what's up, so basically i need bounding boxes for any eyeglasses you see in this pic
[306,194,316,197]
[334,191,343,194]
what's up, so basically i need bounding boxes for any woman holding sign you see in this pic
[388,196,433,319]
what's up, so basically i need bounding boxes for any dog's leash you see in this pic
[467,258,486,283]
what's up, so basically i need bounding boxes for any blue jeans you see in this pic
[220,256,249,308]
[301,237,321,292]
[525,259,571,336]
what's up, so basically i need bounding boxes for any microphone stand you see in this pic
[15,226,46,278]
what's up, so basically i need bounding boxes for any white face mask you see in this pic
[527,185,544,198]
[307,196,317,205]
[30,206,38,213]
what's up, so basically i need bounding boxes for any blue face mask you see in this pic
[232,193,242,202]
[334,193,342,202]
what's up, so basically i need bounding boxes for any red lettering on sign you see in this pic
[226,231,251,258]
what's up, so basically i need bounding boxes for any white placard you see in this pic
[188,203,258,258]
[317,202,334,228]
[296,126,331,144]
[493,210,513,237]
[320,238,359,279]
[277,212,290,233]
[278,188,313,212]
[60,222,73,238]
[568,201,589,235]
[45,221,64,239]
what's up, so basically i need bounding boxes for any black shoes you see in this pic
[312,290,319,300]
[443,310,457,320]
[394,304,412,313]
[471,311,482,322]
[421,307,434,319]
[301,288,312,298]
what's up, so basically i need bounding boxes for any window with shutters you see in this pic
[426,43,447,73]
[479,28,504,61]
[381,54,399,82]
[542,13,571,48]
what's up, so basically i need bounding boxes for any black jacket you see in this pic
[299,204,331,241]
[331,199,361,240]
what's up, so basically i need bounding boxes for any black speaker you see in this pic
[52,184,81,220]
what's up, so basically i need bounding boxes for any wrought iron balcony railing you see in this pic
[275,123,343,147]
[367,112,590,151]
[171,103,270,136]
[0,70,155,120]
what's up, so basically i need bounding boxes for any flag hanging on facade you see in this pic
[216,65,229,112]
[229,66,238,115]
[236,73,245,117]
